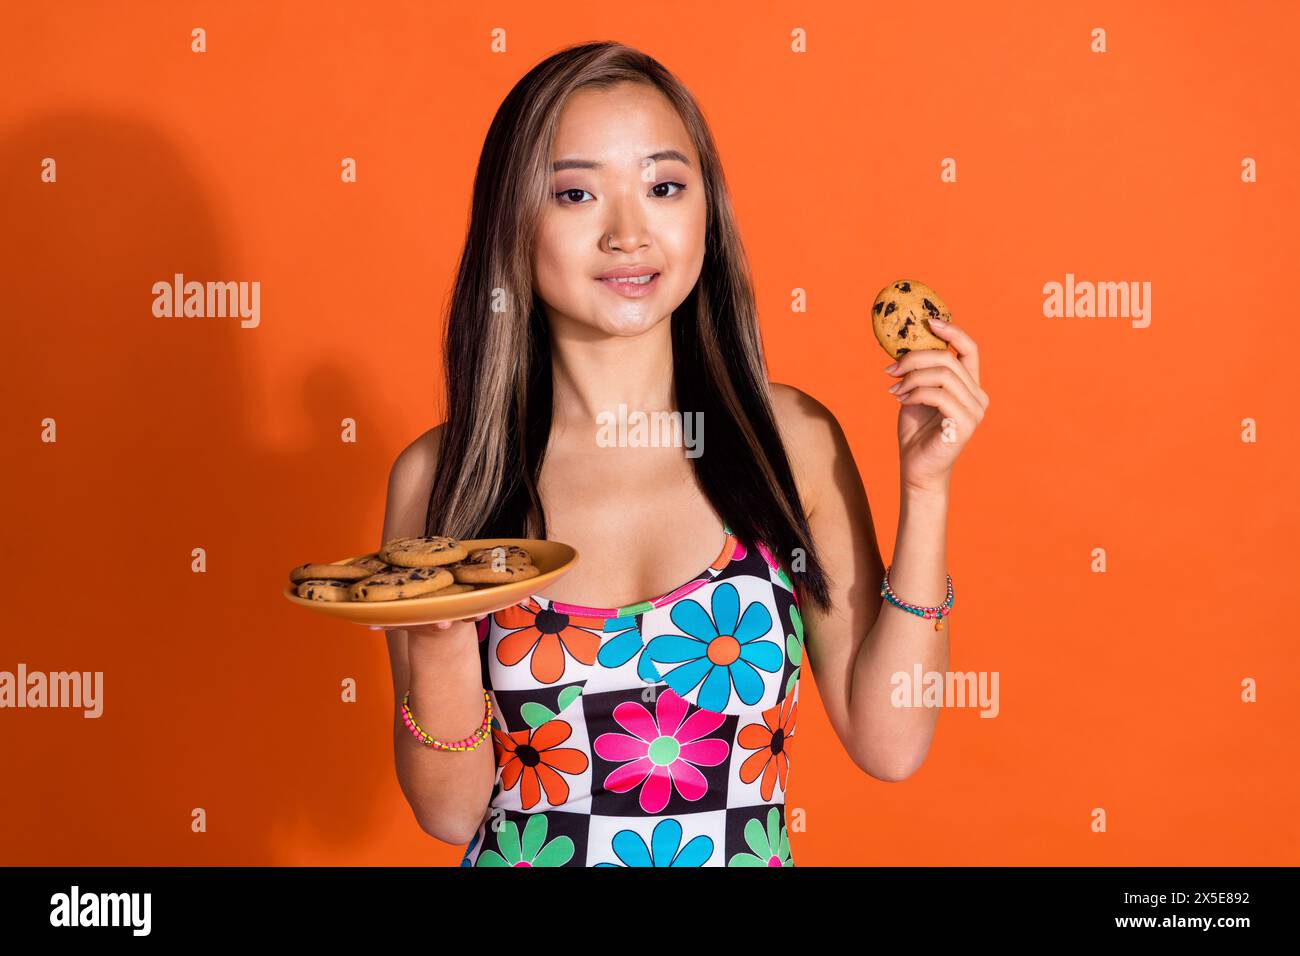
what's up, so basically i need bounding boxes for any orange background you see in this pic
[2,0,1297,865]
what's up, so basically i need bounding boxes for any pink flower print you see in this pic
[756,540,797,603]
[593,688,729,814]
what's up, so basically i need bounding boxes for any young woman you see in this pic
[381,41,989,867]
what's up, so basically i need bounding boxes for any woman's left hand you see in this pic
[885,318,990,494]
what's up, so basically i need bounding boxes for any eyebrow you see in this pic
[552,149,692,172]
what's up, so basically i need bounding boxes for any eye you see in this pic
[555,188,593,204]
[652,181,686,198]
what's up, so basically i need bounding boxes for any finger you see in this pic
[894,367,985,421]
[889,347,987,410]
[898,385,978,439]
[435,620,452,630]
[924,320,981,387]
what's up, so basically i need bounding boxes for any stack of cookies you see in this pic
[289,537,541,603]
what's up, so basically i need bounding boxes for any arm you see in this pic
[773,325,986,780]
[382,425,496,844]
[774,387,947,780]
[808,414,950,779]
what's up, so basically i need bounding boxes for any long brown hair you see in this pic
[425,40,831,611]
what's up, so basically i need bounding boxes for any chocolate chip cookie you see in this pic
[348,553,395,574]
[379,536,468,569]
[450,561,541,585]
[871,279,951,360]
[465,545,533,568]
[296,579,354,602]
[289,562,374,585]
[350,567,454,602]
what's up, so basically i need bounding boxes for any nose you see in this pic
[602,193,650,252]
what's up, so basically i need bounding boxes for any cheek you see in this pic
[532,233,584,305]
[663,217,707,294]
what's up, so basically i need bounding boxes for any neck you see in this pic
[547,313,676,431]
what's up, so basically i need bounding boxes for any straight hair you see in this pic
[425,40,831,612]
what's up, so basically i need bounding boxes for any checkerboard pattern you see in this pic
[459,531,803,867]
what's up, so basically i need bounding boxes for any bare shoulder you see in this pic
[768,382,848,516]
[392,421,445,479]
[382,422,446,545]
[769,381,846,461]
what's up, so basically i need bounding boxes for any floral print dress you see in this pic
[460,525,804,867]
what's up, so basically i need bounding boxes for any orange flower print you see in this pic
[493,599,605,685]
[736,693,797,801]
[494,718,589,811]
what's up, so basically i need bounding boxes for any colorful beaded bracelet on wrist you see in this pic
[880,565,955,631]
[401,689,493,751]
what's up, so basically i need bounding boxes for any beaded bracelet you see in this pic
[401,689,493,751]
[880,565,954,631]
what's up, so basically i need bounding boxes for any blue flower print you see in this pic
[645,582,781,712]
[460,827,481,866]
[597,615,662,683]
[594,818,713,867]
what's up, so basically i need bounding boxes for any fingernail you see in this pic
[929,318,947,329]
[888,382,901,393]
[884,362,899,373]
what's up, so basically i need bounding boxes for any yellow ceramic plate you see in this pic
[283,538,578,628]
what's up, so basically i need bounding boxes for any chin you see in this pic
[581,304,666,337]
[602,312,666,337]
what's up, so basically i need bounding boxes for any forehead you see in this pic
[552,82,696,168]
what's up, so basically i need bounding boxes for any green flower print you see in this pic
[775,565,795,592]
[728,806,794,867]
[520,685,585,728]
[476,814,574,867]
[785,606,803,698]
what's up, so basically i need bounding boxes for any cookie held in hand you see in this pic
[871,279,951,361]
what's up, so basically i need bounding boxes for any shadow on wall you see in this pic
[0,110,428,864]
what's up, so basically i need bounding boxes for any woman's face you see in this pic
[534,81,706,338]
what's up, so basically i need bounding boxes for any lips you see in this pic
[597,265,659,279]
[596,271,661,298]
